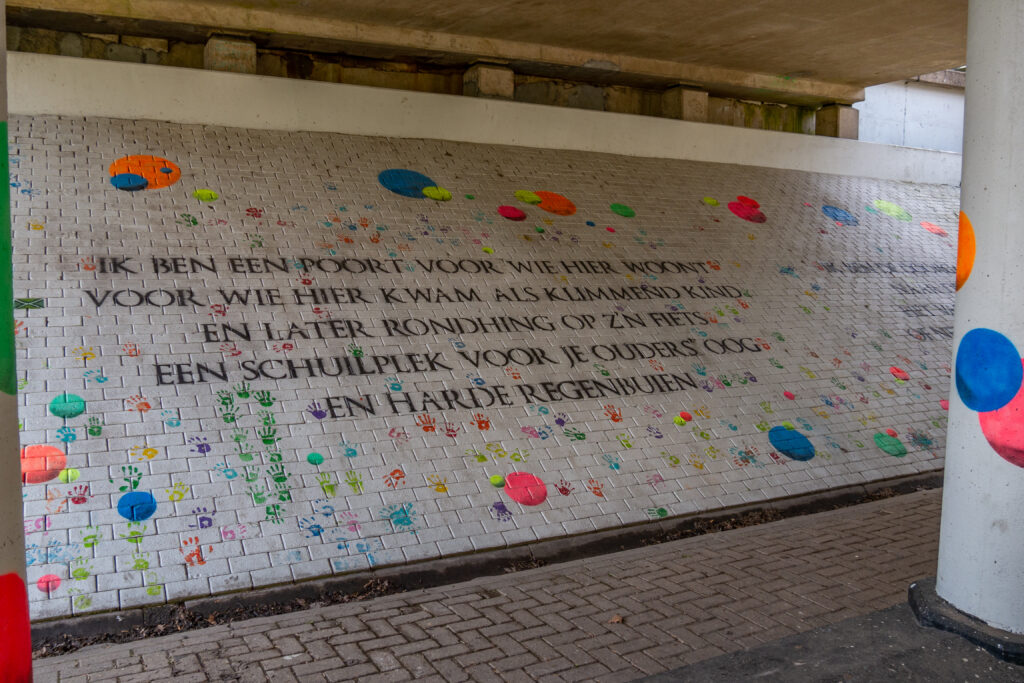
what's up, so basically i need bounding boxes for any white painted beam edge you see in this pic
[9,52,962,186]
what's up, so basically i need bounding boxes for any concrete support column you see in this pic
[815,104,858,139]
[924,0,1024,639]
[204,36,257,74]
[463,63,514,99]
[0,3,33,678]
[661,86,708,122]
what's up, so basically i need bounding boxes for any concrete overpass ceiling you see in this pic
[8,0,967,103]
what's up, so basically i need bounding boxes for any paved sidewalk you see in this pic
[35,488,942,682]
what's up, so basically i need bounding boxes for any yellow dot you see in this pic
[422,186,452,201]
[59,468,80,483]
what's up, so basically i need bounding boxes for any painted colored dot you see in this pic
[979,360,1024,467]
[192,188,219,202]
[586,221,596,226]
[465,194,475,199]
[110,173,148,191]
[886,428,898,437]
[535,226,545,233]
[610,203,635,217]
[728,197,767,223]
[422,186,452,201]
[21,445,66,484]
[504,472,548,506]
[36,575,61,595]
[874,432,907,457]
[956,211,976,291]
[872,199,912,221]
[307,452,324,466]
[378,169,436,198]
[489,474,506,487]
[783,391,795,400]
[673,416,686,426]
[955,328,1023,412]
[822,205,858,226]
[498,206,527,221]
[890,367,909,381]
[780,421,795,430]
[515,190,542,205]
[702,197,719,206]
[49,393,86,418]
[58,468,80,484]
[679,411,692,421]
[117,491,158,522]
[482,247,494,254]
[109,155,181,191]
[921,221,948,237]
[768,426,815,461]
[535,191,576,216]
[940,399,949,410]
[606,227,615,233]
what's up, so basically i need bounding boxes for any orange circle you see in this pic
[108,155,181,190]
[534,191,577,216]
[21,445,66,484]
[956,210,976,291]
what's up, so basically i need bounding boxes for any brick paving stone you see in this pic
[34,489,941,682]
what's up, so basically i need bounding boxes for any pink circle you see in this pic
[36,575,60,594]
[979,359,1024,467]
[940,399,949,410]
[783,391,795,400]
[886,428,898,437]
[737,196,760,208]
[497,206,527,221]
[890,367,909,381]
[504,472,548,506]
[728,201,766,223]
[921,221,948,237]
[679,411,692,421]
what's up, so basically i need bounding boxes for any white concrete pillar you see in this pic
[0,2,33,678]
[934,0,1024,634]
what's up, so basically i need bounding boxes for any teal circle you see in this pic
[307,452,325,466]
[49,393,86,419]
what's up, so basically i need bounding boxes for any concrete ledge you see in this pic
[9,52,962,186]
[32,470,941,650]
[909,577,1024,665]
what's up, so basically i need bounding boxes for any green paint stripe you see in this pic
[0,121,16,396]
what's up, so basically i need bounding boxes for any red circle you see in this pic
[890,367,909,381]
[21,445,66,484]
[783,391,795,400]
[679,411,692,421]
[504,472,548,506]
[940,399,949,410]
[36,574,61,594]
[606,227,615,233]
[498,206,527,221]
[886,428,898,437]
[737,196,760,208]
[978,359,1024,467]
[728,201,767,223]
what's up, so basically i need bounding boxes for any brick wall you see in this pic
[13,114,958,619]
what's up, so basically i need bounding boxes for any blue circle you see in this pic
[117,491,157,521]
[768,426,816,461]
[110,173,149,191]
[822,205,858,225]
[159,167,174,174]
[378,169,435,198]
[586,221,596,226]
[955,328,1023,412]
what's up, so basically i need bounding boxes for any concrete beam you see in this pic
[463,63,513,99]
[204,35,256,74]
[816,104,859,139]
[662,86,708,122]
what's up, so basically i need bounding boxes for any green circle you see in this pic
[465,194,475,199]
[422,186,452,201]
[482,247,494,254]
[535,226,545,233]
[193,189,219,202]
[872,199,911,221]
[610,203,635,217]
[49,393,86,419]
[59,468,80,483]
[489,474,506,487]
[307,452,325,466]
[673,416,686,426]
[515,190,542,205]
[702,197,719,206]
